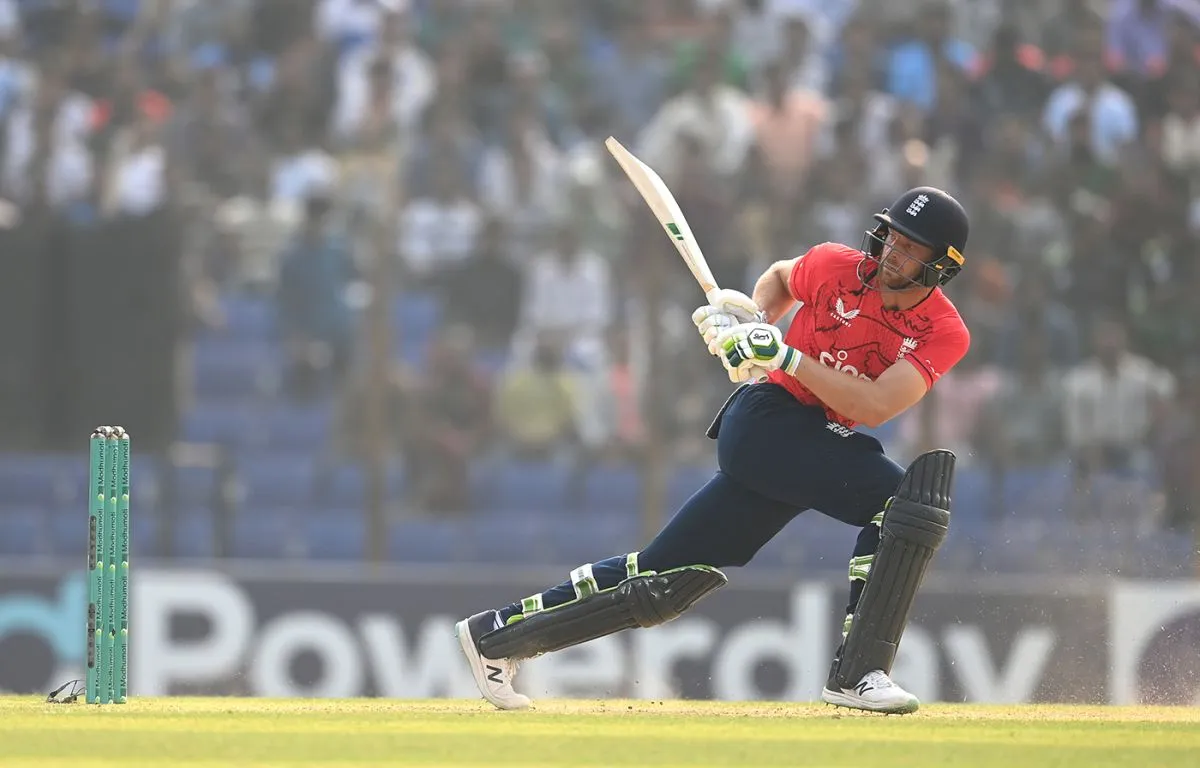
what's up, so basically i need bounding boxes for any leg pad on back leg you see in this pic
[834,449,954,689]
[478,557,727,660]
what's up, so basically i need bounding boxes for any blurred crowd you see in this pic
[4,0,1199,532]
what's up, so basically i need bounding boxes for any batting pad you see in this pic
[835,449,954,689]
[478,565,727,660]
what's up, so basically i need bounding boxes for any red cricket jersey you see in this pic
[766,242,970,427]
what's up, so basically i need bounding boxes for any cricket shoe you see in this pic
[821,669,920,714]
[455,610,531,711]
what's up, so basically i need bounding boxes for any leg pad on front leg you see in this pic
[478,554,728,660]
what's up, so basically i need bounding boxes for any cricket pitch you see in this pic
[3,696,1199,767]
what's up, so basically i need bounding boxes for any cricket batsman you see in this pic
[456,186,971,714]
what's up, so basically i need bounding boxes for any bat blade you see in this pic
[605,136,720,303]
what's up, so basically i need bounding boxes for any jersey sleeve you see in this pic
[786,243,831,303]
[902,322,970,389]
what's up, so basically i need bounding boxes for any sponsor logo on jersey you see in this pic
[818,349,872,381]
[830,298,860,327]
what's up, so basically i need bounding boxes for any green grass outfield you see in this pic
[4,697,1200,768]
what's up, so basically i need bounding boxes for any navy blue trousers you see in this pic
[497,383,905,625]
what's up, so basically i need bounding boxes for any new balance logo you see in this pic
[896,337,918,361]
[830,298,860,326]
[906,194,930,217]
[854,680,875,695]
[486,665,504,684]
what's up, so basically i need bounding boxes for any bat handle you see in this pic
[703,288,721,305]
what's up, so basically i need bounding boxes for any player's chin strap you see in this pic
[832,449,954,690]
[477,554,728,661]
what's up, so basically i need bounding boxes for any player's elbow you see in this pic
[856,411,889,430]
[855,399,904,430]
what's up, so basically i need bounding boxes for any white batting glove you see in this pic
[707,288,764,324]
[692,305,738,354]
[714,322,803,379]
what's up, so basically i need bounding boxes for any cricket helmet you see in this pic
[860,186,969,289]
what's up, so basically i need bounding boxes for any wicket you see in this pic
[86,426,130,704]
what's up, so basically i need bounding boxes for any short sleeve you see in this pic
[787,245,825,304]
[902,323,970,389]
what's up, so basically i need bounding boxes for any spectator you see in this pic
[397,157,482,287]
[924,61,986,183]
[777,13,827,95]
[330,55,402,151]
[1063,316,1176,484]
[534,8,593,130]
[270,121,338,210]
[1157,69,1200,184]
[1043,31,1140,166]
[826,13,885,96]
[1140,9,1200,118]
[996,273,1081,368]
[980,333,1068,471]
[403,94,484,196]
[396,324,491,513]
[494,333,580,461]
[724,0,784,77]
[161,0,255,63]
[478,103,563,255]
[637,36,753,182]
[164,66,257,202]
[591,7,670,140]
[886,0,977,111]
[1105,0,1200,80]
[973,21,1051,119]
[819,54,895,163]
[746,59,827,199]
[2,58,94,212]
[333,6,434,149]
[457,2,513,133]
[437,216,522,352]
[1043,0,1098,71]
[89,53,173,159]
[509,49,577,149]
[254,34,334,150]
[315,0,390,56]
[276,193,357,399]
[515,218,612,370]
[672,7,751,93]
[98,109,169,218]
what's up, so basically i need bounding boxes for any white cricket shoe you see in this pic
[821,669,920,714]
[455,610,531,711]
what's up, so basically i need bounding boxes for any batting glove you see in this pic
[714,322,803,379]
[707,288,764,324]
[692,305,738,354]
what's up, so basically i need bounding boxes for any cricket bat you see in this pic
[605,136,767,382]
[604,136,721,304]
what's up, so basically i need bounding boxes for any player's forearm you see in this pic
[790,355,888,427]
[752,261,795,323]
